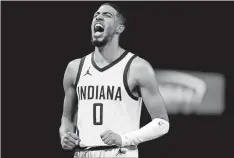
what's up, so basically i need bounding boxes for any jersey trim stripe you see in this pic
[91,50,129,72]
[123,54,138,101]
[74,56,86,136]
[75,56,86,88]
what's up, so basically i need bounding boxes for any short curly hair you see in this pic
[100,3,126,25]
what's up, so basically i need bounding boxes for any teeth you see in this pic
[95,24,104,29]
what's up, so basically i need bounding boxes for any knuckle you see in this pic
[67,137,72,142]
[64,136,69,140]
[64,145,70,150]
[63,139,68,143]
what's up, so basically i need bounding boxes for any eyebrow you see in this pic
[94,11,114,16]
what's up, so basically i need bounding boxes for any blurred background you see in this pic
[156,70,225,115]
[1,1,233,158]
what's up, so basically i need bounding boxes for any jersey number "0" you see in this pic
[93,103,103,125]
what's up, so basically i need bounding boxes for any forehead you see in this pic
[96,5,118,15]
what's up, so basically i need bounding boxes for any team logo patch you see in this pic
[84,67,92,76]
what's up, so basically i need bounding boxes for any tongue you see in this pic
[94,32,102,37]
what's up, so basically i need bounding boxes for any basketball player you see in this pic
[59,3,169,158]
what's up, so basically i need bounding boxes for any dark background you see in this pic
[2,1,234,158]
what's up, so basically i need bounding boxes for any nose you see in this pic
[96,14,104,21]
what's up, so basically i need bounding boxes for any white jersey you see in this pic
[75,51,142,147]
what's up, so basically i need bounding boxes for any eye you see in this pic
[104,13,112,18]
[93,13,99,18]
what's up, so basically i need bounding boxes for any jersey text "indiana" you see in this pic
[77,85,122,101]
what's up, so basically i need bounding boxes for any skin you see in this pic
[59,59,80,150]
[59,4,169,150]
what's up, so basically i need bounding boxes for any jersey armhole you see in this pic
[73,56,85,135]
[123,54,139,101]
[74,56,86,88]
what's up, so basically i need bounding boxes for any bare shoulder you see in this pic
[67,58,81,71]
[130,56,156,85]
[64,58,82,87]
[130,56,155,72]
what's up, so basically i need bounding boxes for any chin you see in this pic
[91,36,108,47]
[91,40,106,47]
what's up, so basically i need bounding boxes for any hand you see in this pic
[61,132,80,150]
[100,130,122,147]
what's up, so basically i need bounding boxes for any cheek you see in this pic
[105,20,116,31]
[105,24,116,34]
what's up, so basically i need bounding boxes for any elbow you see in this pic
[161,122,170,136]
[159,119,170,136]
[164,125,170,135]
[153,118,170,136]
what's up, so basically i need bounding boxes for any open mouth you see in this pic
[94,23,104,36]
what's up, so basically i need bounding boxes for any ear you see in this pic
[116,25,125,34]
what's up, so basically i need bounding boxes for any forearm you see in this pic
[59,116,75,138]
[121,118,169,147]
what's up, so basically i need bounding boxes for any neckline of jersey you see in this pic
[91,50,129,72]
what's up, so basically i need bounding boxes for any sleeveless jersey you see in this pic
[75,51,142,147]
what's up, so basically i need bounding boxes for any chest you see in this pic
[77,52,139,98]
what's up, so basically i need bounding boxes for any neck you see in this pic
[94,36,124,63]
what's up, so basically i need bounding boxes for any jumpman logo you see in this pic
[84,67,92,76]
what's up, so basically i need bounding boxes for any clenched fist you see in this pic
[61,132,80,150]
[100,130,122,147]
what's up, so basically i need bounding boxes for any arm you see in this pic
[59,60,80,149]
[137,63,169,121]
[121,58,169,146]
